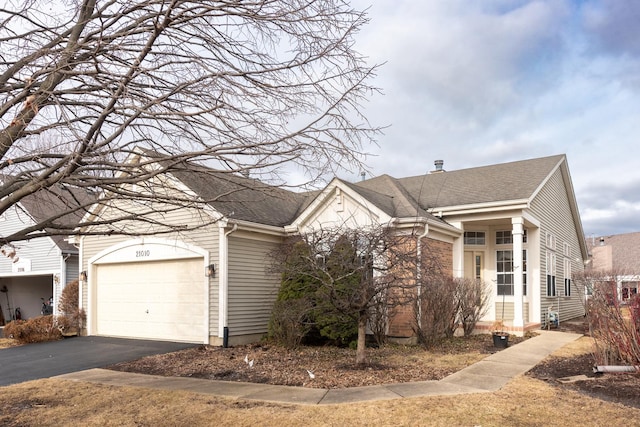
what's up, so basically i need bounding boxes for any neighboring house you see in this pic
[78,153,588,344]
[588,232,640,301]
[0,185,91,324]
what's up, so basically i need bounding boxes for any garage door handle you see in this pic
[145,309,149,314]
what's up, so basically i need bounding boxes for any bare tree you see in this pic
[270,225,418,365]
[0,1,380,245]
[574,268,640,367]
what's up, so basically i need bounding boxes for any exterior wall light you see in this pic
[206,264,216,278]
[80,270,87,281]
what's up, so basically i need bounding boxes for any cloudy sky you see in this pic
[343,0,640,238]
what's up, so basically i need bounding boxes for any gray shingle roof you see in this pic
[171,166,306,227]
[168,154,568,228]
[344,176,432,218]
[19,184,96,252]
[357,155,565,210]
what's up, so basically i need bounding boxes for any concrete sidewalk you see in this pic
[54,330,581,405]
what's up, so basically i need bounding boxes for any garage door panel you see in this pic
[96,258,205,343]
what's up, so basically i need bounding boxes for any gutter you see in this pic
[415,223,430,330]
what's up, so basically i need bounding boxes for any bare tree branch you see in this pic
[0,0,381,245]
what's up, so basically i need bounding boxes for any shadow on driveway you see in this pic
[0,336,196,387]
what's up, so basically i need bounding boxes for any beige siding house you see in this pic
[351,154,588,334]
[0,185,91,325]
[588,232,640,301]
[78,153,587,344]
[79,157,303,345]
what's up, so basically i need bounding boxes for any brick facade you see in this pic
[386,236,453,339]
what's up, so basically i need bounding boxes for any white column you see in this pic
[512,217,524,328]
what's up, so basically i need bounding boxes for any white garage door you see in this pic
[95,258,205,343]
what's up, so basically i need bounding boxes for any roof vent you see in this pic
[432,160,445,173]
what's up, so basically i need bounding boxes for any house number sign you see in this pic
[135,249,151,258]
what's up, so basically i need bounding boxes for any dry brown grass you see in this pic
[2,334,636,426]
[550,335,595,358]
[0,337,19,349]
[1,375,638,427]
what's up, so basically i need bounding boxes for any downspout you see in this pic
[219,221,237,347]
[76,236,85,333]
[416,223,429,330]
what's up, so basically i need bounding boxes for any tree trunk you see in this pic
[355,314,367,365]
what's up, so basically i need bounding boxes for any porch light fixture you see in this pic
[206,264,216,278]
[80,270,87,281]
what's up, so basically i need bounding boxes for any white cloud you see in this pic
[343,1,640,235]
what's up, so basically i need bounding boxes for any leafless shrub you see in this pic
[589,282,640,366]
[413,274,458,348]
[456,278,491,337]
[575,269,640,367]
[268,298,313,349]
[57,280,86,333]
[3,316,62,344]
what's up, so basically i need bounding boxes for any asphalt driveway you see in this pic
[0,336,195,387]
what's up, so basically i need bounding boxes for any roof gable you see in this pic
[289,178,397,231]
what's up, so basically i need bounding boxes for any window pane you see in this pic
[464,231,486,245]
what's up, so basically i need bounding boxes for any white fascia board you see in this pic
[529,155,588,260]
[529,156,564,202]
[435,199,530,217]
[288,177,343,228]
[393,216,462,237]
[225,218,286,237]
[522,211,541,228]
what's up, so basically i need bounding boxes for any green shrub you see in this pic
[3,316,62,344]
[270,237,359,347]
